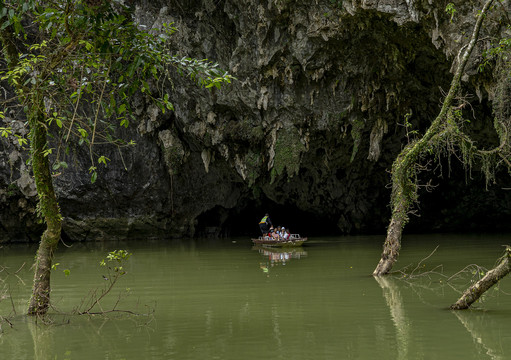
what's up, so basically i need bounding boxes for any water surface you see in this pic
[2,234,511,359]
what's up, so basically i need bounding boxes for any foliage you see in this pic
[445,3,457,23]
[401,111,419,143]
[99,249,131,273]
[0,124,26,145]
[0,0,234,182]
[79,250,132,315]
[478,26,511,73]
[0,0,233,315]
[391,2,511,216]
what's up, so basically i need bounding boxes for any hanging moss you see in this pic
[271,126,305,183]
[224,118,264,145]
[350,118,365,162]
[159,130,185,176]
[245,150,262,186]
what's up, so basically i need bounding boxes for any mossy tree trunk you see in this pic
[450,247,511,310]
[26,99,62,315]
[373,0,495,276]
[0,19,62,315]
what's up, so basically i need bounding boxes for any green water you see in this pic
[2,234,511,359]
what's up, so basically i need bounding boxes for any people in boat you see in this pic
[259,213,273,235]
[271,228,280,240]
[282,228,290,240]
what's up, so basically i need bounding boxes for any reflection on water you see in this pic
[1,234,511,359]
[375,276,410,360]
[453,310,508,360]
[253,246,308,274]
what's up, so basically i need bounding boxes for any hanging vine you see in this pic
[373,0,509,276]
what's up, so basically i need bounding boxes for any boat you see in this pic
[251,234,307,247]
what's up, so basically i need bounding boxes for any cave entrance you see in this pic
[195,198,340,238]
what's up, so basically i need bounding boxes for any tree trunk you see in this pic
[27,104,62,316]
[372,200,407,276]
[450,247,511,310]
[372,0,495,276]
[1,17,63,316]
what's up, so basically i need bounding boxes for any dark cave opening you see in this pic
[195,198,341,238]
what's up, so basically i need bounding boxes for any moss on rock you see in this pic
[159,130,185,176]
[350,118,366,162]
[244,150,262,186]
[271,126,306,182]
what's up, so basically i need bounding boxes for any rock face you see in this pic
[2,0,511,242]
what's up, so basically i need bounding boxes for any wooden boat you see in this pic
[251,234,307,247]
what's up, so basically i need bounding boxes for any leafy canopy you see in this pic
[0,0,233,182]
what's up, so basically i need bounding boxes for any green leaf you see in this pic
[0,21,9,30]
[98,155,110,166]
[16,136,27,146]
[78,128,88,138]
[0,127,11,137]
[53,161,68,170]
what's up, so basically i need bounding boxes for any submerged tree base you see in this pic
[450,246,511,310]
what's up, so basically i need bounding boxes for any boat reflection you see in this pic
[253,246,307,274]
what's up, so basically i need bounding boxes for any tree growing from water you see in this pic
[373,0,511,276]
[450,246,511,310]
[0,0,233,315]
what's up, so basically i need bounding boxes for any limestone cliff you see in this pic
[1,0,511,241]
